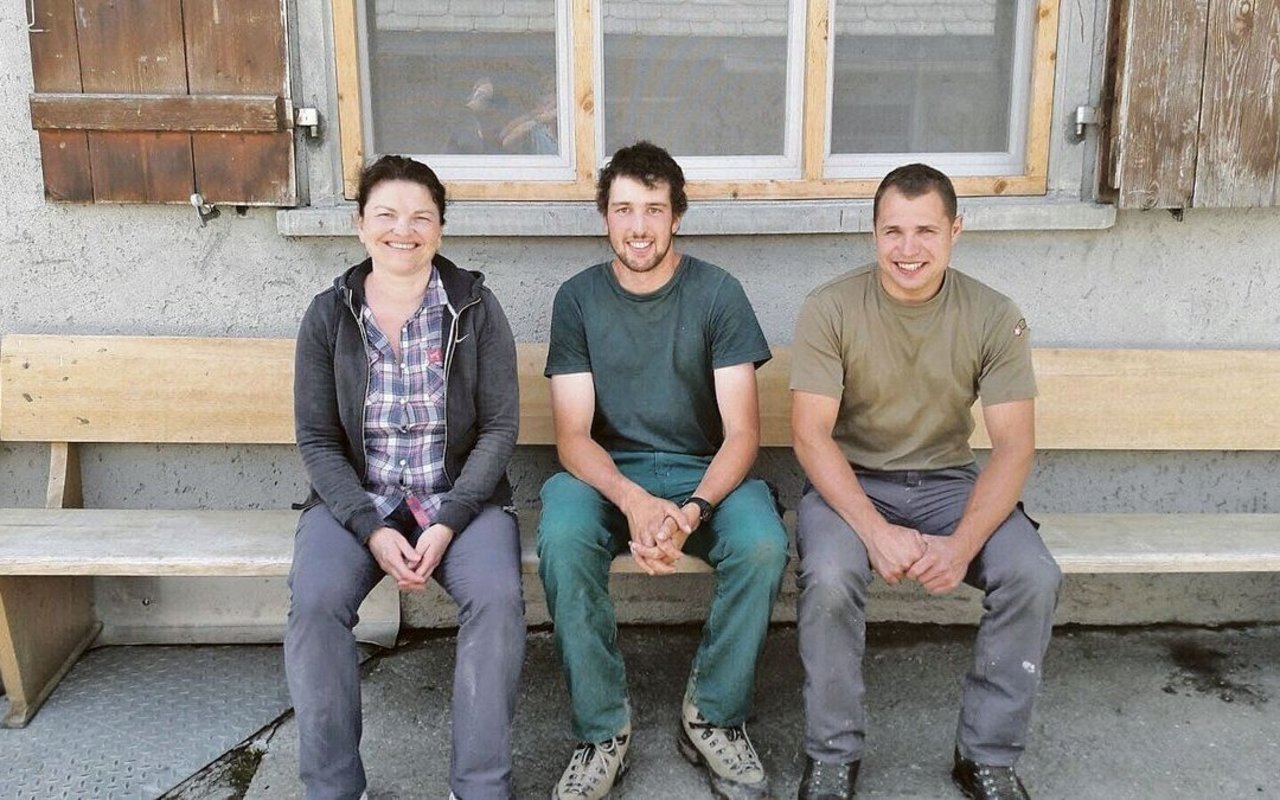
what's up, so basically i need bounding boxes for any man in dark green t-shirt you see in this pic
[790,164,1061,800]
[538,141,788,800]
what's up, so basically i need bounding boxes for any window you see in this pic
[354,0,571,181]
[334,0,1058,200]
[825,0,1036,178]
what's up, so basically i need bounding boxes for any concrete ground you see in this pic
[169,623,1279,800]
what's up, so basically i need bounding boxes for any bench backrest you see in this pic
[4,334,1280,451]
[1,335,295,444]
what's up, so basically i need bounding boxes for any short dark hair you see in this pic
[873,163,957,223]
[357,155,447,224]
[595,141,688,217]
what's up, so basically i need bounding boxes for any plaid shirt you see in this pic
[361,272,449,524]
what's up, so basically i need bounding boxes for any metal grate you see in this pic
[0,645,289,799]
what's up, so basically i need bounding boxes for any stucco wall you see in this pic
[3,2,1277,626]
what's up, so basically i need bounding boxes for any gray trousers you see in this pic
[284,503,525,800]
[797,465,1061,767]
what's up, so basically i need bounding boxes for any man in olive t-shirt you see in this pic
[790,164,1061,800]
[538,141,787,800]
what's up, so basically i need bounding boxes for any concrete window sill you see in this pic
[277,196,1116,238]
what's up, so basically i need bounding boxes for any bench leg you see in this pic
[0,575,100,728]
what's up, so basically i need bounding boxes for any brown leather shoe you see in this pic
[951,750,1030,800]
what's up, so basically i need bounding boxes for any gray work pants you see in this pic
[797,465,1061,767]
[285,503,525,800]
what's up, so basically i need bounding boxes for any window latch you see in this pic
[295,107,321,139]
[1072,105,1101,142]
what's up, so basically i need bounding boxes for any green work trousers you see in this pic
[537,451,788,742]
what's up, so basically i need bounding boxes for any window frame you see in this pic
[333,0,1059,201]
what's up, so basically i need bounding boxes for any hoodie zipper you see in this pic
[343,285,372,472]
[440,292,483,485]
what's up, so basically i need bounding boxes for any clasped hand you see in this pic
[622,489,695,576]
[368,523,455,590]
[867,524,971,595]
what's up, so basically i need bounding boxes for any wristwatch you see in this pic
[684,495,714,523]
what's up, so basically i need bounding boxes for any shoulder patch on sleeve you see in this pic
[1013,318,1029,337]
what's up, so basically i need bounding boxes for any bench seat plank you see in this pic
[0,509,297,576]
[1037,513,1280,573]
[3,509,1278,577]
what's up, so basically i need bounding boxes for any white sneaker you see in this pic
[551,724,631,799]
[678,694,769,799]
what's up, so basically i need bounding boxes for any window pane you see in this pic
[365,0,561,157]
[830,0,1019,154]
[602,0,790,157]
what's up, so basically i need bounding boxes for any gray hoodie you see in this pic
[293,255,518,543]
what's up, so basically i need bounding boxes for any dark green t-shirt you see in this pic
[545,255,771,456]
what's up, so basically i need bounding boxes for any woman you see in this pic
[286,155,524,800]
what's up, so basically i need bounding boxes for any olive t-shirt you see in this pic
[545,255,771,456]
[790,265,1036,470]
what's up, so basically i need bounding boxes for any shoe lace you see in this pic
[560,739,618,795]
[807,760,851,795]
[687,720,762,777]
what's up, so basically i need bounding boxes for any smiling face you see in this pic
[604,175,682,286]
[355,179,443,278]
[873,187,963,304]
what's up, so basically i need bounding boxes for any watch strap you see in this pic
[685,495,714,522]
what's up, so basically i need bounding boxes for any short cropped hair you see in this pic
[356,155,447,224]
[873,163,957,223]
[595,141,688,218]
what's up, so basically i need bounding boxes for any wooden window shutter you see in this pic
[27,0,296,206]
[1100,0,1279,209]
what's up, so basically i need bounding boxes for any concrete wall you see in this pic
[3,1,1277,629]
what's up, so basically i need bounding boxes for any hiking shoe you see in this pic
[798,755,859,799]
[951,749,1030,800]
[678,694,770,799]
[552,725,631,799]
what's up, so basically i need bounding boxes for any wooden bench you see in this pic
[0,336,399,728]
[3,335,1279,727]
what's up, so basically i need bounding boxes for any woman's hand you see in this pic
[411,523,455,583]
[368,526,428,591]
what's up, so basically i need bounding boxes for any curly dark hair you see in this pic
[595,141,688,217]
[873,163,957,223]
[356,155,447,224]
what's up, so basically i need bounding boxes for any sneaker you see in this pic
[678,694,770,799]
[951,749,1030,800]
[798,755,859,799]
[552,725,631,799]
